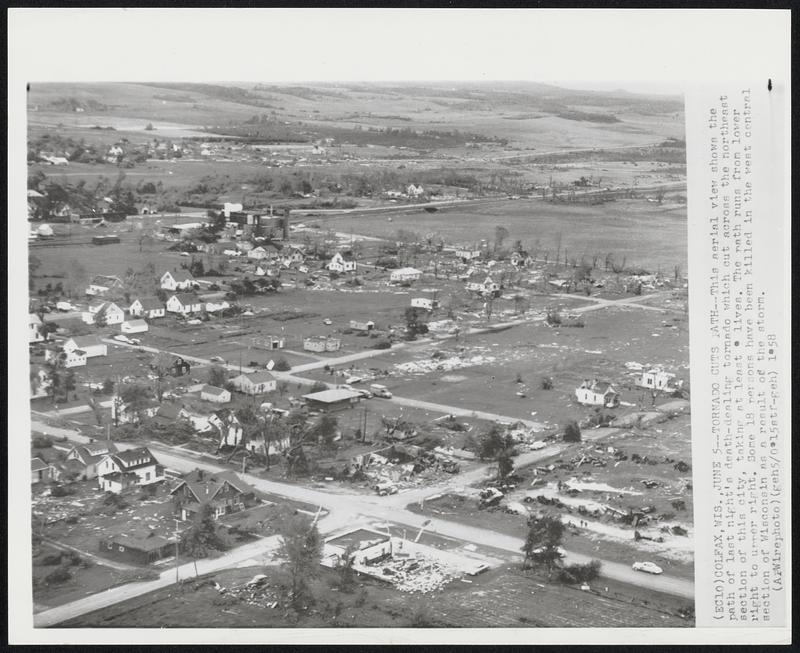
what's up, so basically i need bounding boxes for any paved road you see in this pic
[31,419,694,621]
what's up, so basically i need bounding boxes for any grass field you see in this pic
[61,560,691,628]
[319,197,687,271]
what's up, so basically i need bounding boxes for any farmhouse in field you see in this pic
[575,379,620,408]
[160,270,196,291]
[63,335,107,358]
[303,336,341,352]
[128,297,166,319]
[637,368,678,392]
[390,267,423,283]
[166,292,203,315]
[170,468,259,521]
[85,275,125,297]
[349,319,375,332]
[328,252,357,273]
[97,447,163,493]
[230,371,277,395]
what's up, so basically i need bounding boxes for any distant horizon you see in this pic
[31,80,685,100]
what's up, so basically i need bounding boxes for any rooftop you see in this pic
[303,388,362,404]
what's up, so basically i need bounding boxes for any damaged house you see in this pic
[575,379,620,408]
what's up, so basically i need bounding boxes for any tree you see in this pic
[521,513,565,577]
[494,225,509,251]
[404,306,429,339]
[273,357,291,372]
[118,384,152,424]
[181,503,228,575]
[309,381,328,394]
[496,448,515,480]
[278,514,323,611]
[563,420,582,443]
[314,414,339,451]
[477,424,512,460]
[29,255,42,291]
[207,365,228,388]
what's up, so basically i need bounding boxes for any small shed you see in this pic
[121,319,149,334]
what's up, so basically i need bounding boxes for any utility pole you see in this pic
[174,518,180,584]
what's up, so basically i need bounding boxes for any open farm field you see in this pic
[321,197,687,272]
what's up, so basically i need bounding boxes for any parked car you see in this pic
[632,561,663,575]
[323,318,332,325]
[209,356,226,363]
[370,384,392,398]
[374,482,398,496]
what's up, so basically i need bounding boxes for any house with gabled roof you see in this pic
[97,446,163,493]
[166,292,203,315]
[31,457,53,484]
[170,468,259,521]
[82,300,125,325]
[66,440,119,479]
[328,251,357,273]
[86,275,125,297]
[201,385,231,404]
[230,371,276,395]
[160,269,196,291]
[29,314,44,343]
[575,379,620,408]
[128,297,166,319]
[63,335,107,358]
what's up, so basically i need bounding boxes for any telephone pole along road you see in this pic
[31,417,694,629]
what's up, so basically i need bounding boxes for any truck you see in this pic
[370,384,392,399]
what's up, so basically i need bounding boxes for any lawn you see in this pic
[60,560,691,628]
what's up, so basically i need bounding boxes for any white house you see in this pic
[121,319,149,334]
[390,267,423,283]
[46,346,87,368]
[455,248,481,262]
[575,379,620,408]
[82,301,125,325]
[328,252,357,273]
[230,371,277,395]
[411,297,437,311]
[349,319,375,332]
[201,385,231,404]
[128,297,166,319]
[66,441,119,480]
[303,336,341,352]
[166,293,204,315]
[407,184,424,198]
[637,368,678,392]
[466,276,500,296]
[160,270,196,291]
[63,335,107,358]
[205,300,230,314]
[29,314,44,343]
[97,447,163,493]
[85,275,124,297]
[223,202,243,217]
[247,246,270,261]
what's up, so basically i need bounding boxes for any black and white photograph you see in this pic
[8,8,790,646]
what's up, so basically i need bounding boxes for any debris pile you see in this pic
[222,574,280,609]
[372,554,461,594]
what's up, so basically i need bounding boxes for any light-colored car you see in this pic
[323,318,332,325]
[632,561,663,575]
[375,482,398,496]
